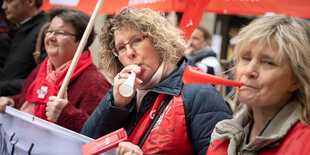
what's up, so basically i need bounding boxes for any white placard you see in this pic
[0,107,116,155]
[50,0,80,6]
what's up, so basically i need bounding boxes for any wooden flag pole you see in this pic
[57,0,104,99]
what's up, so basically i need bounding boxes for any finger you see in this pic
[134,78,143,86]
[47,115,56,122]
[55,98,68,109]
[48,96,57,101]
[47,101,57,113]
[0,105,6,113]
[46,101,52,107]
[118,142,139,155]
[46,111,53,121]
[117,72,141,87]
[0,97,14,107]
[46,101,56,111]
[116,73,130,80]
[117,144,124,155]
[46,110,58,122]
[114,74,129,87]
[118,142,130,155]
[122,65,141,74]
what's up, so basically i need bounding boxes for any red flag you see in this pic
[178,0,211,41]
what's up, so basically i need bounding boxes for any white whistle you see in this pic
[119,71,136,97]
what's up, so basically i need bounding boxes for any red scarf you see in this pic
[128,94,167,144]
[26,50,92,121]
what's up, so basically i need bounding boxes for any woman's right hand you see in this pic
[0,97,15,113]
[117,142,143,155]
[113,65,143,107]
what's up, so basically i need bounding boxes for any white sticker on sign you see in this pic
[50,0,80,6]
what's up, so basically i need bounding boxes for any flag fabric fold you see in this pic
[178,0,211,41]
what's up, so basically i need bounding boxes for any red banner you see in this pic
[178,0,211,41]
[42,0,310,18]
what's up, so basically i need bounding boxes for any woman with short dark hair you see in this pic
[0,7,111,133]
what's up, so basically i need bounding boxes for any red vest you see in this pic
[129,94,194,154]
[207,122,310,155]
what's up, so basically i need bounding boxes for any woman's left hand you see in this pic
[117,142,143,155]
[46,90,68,122]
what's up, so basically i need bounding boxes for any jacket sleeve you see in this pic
[56,67,111,133]
[0,79,25,96]
[81,88,135,139]
[11,65,40,108]
[0,24,10,68]
[182,84,232,155]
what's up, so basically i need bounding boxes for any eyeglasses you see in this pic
[44,29,77,38]
[113,35,148,57]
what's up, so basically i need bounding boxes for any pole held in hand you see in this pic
[57,0,104,99]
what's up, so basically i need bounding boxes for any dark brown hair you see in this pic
[47,7,95,51]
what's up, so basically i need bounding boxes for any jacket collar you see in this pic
[244,101,299,151]
[151,58,189,96]
[186,45,216,62]
[211,101,299,154]
[19,11,46,32]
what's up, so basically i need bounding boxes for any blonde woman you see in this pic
[207,16,310,154]
[81,7,231,155]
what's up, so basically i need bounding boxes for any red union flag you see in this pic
[178,0,211,41]
[42,0,310,19]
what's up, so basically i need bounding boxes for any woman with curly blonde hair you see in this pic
[99,6,185,79]
[82,7,231,155]
[207,15,310,155]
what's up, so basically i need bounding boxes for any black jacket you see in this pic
[0,19,10,69]
[0,11,47,96]
[81,58,232,155]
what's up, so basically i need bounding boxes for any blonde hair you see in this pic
[233,15,310,125]
[99,7,186,79]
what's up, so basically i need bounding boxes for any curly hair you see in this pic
[232,15,310,125]
[99,7,186,79]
